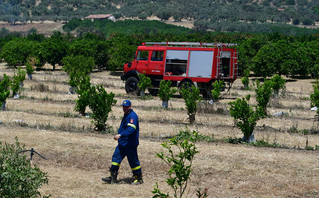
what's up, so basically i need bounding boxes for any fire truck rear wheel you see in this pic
[148,88,159,96]
[125,76,139,95]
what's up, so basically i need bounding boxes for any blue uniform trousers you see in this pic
[110,145,141,174]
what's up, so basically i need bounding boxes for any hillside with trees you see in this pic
[1,0,319,33]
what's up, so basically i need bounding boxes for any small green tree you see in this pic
[180,85,202,124]
[75,74,92,116]
[0,137,49,198]
[62,55,95,93]
[229,95,261,142]
[158,80,177,108]
[241,69,250,90]
[89,84,117,131]
[270,74,286,97]
[0,38,38,67]
[25,58,35,80]
[310,81,319,119]
[68,72,83,91]
[0,74,11,110]
[254,80,273,117]
[152,130,199,198]
[137,73,152,95]
[211,80,224,102]
[11,68,26,97]
[11,77,20,97]
[40,31,68,70]
[62,55,95,76]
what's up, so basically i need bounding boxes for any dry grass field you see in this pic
[0,62,318,198]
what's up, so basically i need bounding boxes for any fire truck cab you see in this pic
[121,42,238,97]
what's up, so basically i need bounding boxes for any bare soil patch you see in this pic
[0,21,64,36]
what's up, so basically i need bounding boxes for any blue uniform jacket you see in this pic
[118,109,139,147]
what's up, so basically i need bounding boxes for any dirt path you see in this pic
[0,21,64,36]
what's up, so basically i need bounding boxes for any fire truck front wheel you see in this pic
[125,76,140,95]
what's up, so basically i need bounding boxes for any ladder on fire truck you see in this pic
[145,41,237,47]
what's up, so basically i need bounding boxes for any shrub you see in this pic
[211,80,224,102]
[229,95,261,142]
[241,69,250,90]
[89,84,117,131]
[137,73,152,94]
[11,77,20,97]
[68,72,84,89]
[254,80,273,117]
[180,85,202,124]
[75,75,92,116]
[158,80,177,104]
[152,129,200,198]
[0,74,11,105]
[0,137,49,198]
[271,74,286,97]
[26,61,34,75]
[17,67,26,82]
[11,68,26,97]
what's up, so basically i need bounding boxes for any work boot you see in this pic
[102,170,118,184]
[131,173,143,185]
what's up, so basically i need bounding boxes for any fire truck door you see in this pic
[219,51,231,78]
[149,51,164,75]
[136,50,150,74]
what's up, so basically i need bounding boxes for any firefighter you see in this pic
[102,100,143,185]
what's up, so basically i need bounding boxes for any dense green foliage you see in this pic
[1,0,319,34]
[63,19,191,37]
[0,138,49,198]
[0,38,38,67]
[153,129,199,198]
[39,31,68,70]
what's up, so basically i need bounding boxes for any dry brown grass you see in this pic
[0,62,319,197]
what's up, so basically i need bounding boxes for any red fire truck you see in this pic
[121,42,238,97]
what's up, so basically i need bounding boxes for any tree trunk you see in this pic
[189,114,195,124]
[243,132,256,143]
[69,86,76,94]
[1,101,6,111]
[162,101,168,109]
